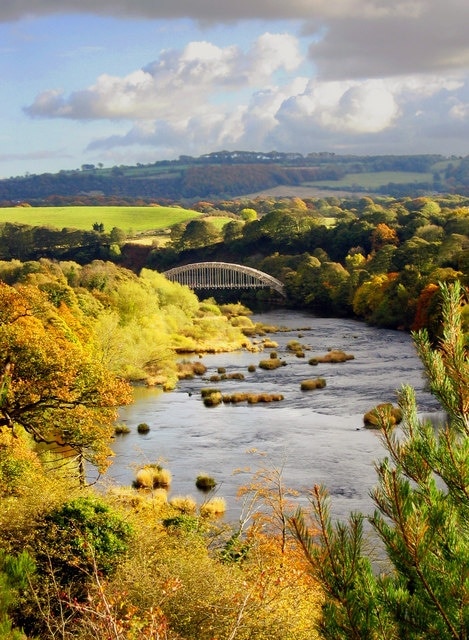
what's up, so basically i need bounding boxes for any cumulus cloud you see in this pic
[12,0,469,167]
[90,69,469,158]
[25,33,302,121]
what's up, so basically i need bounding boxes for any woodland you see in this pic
[2,151,469,203]
[0,185,468,638]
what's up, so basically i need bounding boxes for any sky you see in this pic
[1,0,469,178]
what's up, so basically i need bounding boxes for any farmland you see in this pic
[305,170,434,190]
[0,205,201,234]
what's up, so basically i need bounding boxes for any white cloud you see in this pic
[25,33,302,121]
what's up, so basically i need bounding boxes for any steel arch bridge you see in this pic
[163,262,286,297]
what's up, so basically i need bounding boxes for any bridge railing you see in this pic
[163,261,285,296]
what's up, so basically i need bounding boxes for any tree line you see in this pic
[140,193,469,336]
[3,151,469,203]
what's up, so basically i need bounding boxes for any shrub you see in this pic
[137,422,150,434]
[42,495,132,579]
[247,364,256,372]
[196,475,217,492]
[162,514,200,533]
[114,423,131,435]
[200,497,226,518]
[301,378,326,391]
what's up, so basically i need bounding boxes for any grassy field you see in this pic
[305,170,434,189]
[0,205,202,234]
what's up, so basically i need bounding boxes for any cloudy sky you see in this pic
[1,0,469,177]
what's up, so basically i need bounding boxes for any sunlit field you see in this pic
[0,205,202,234]
[306,170,433,189]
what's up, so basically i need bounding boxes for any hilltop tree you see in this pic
[292,281,469,639]
[0,282,132,479]
[180,219,220,250]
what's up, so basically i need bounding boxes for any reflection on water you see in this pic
[102,310,442,521]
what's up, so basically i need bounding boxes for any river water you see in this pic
[103,310,442,522]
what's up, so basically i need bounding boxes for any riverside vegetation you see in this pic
[0,260,467,638]
[0,190,468,636]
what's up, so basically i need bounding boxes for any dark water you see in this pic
[102,310,442,521]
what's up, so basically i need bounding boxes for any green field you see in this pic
[306,170,434,190]
[0,206,202,234]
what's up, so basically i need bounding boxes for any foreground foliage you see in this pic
[291,281,469,639]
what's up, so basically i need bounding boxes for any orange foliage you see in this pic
[0,281,132,475]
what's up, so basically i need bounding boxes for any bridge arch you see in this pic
[163,262,286,297]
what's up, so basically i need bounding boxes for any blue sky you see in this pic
[1,0,469,178]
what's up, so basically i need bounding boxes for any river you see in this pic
[102,310,442,522]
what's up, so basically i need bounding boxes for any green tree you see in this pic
[292,281,469,639]
[180,219,220,250]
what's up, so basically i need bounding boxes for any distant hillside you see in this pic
[1,150,468,204]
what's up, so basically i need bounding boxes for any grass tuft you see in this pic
[200,497,226,518]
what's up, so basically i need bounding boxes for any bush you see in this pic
[301,378,326,391]
[114,423,131,435]
[137,422,150,434]
[196,475,217,492]
[162,514,201,533]
[42,495,132,579]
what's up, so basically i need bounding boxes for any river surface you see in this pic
[102,310,442,522]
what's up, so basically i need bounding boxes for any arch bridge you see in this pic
[163,262,286,297]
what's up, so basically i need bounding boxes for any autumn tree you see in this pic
[291,281,469,639]
[0,282,132,479]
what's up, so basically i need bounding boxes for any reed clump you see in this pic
[259,357,285,370]
[209,372,245,382]
[309,349,355,364]
[169,495,197,514]
[201,388,223,407]
[300,378,327,391]
[133,464,172,489]
[222,392,284,404]
[200,497,226,518]
[363,403,403,428]
[177,360,207,379]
